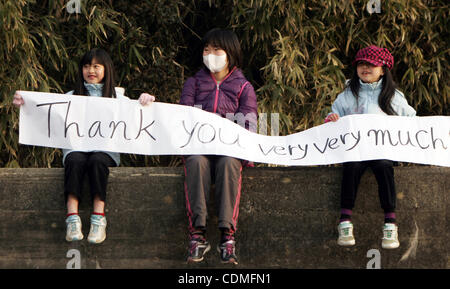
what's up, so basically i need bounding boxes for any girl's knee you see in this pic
[216,156,241,169]
[65,153,87,167]
[186,155,209,169]
[87,153,113,168]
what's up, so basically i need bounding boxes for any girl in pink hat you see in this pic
[325,45,416,249]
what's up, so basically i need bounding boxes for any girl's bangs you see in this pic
[202,31,226,50]
[80,50,107,66]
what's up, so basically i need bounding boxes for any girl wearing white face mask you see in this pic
[203,45,228,75]
[180,28,258,265]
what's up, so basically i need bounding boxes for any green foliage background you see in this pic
[0,0,448,168]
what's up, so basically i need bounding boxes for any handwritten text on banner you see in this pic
[18,91,449,167]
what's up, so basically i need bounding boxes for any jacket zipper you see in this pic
[213,83,220,113]
[211,67,237,113]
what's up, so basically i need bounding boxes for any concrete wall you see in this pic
[0,166,448,269]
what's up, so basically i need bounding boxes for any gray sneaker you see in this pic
[187,234,211,263]
[217,236,238,265]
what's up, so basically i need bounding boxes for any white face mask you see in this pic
[203,54,227,73]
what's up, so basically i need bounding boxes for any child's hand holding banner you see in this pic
[18,91,449,167]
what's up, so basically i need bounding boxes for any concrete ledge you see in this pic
[0,166,448,269]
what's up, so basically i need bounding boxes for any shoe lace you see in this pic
[66,217,79,233]
[70,222,78,233]
[341,227,351,236]
[91,216,104,226]
[223,234,235,242]
[225,242,234,256]
[189,233,204,241]
[189,240,199,255]
[91,224,99,234]
[384,229,395,239]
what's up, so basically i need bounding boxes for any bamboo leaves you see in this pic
[0,0,448,167]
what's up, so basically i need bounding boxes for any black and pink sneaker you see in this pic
[187,234,211,263]
[217,235,238,265]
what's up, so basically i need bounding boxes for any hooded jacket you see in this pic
[180,67,258,131]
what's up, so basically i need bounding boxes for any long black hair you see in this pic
[201,28,243,71]
[74,48,117,98]
[348,66,397,115]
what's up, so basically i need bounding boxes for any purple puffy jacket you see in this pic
[180,67,258,131]
[180,67,258,166]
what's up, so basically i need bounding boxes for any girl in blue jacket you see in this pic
[325,45,415,249]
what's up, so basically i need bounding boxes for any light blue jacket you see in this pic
[331,79,416,117]
[62,82,128,166]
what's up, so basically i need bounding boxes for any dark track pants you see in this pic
[64,152,116,203]
[184,155,243,234]
[341,160,396,213]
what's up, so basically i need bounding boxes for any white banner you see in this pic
[18,91,450,167]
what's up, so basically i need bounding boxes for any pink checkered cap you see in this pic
[352,45,394,70]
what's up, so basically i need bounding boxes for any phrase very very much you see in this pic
[256,126,446,161]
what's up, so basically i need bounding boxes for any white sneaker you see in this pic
[87,214,107,244]
[337,221,355,246]
[382,223,400,249]
[65,215,83,242]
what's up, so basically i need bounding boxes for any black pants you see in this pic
[64,152,116,204]
[183,155,243,234]
[341,160,396,213]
